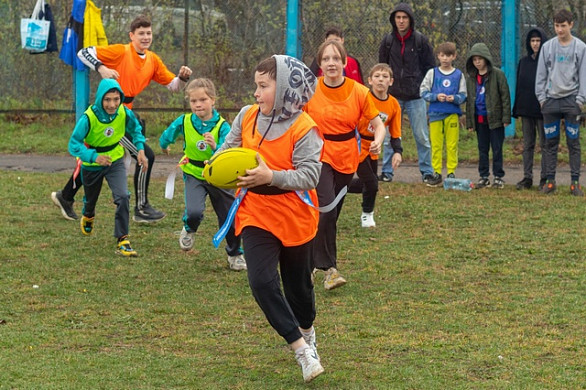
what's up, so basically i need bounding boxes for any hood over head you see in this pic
[525,27,547,55]
[270,55,317,122]
[92,78,125,122]
[466,42,494,75]
[389,2,415,32]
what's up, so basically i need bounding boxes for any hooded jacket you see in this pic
[68,78,145,168]
[512,27,547,118]
[378,2,435,100]
[218,55,323,191]
[465,43,511,130]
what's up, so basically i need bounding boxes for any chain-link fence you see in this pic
[2,0,585,113]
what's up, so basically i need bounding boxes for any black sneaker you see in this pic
[425,173,442,187]
[378,173,393,182]
[447,173,455,179]
[538,178,547,191]
[541,180,556,194]
[493,177,505,189]
[570,181,584,197]
[475,177,491,189]
[516,177,533,190]
[51,191,79,220]
[133,204,166,223]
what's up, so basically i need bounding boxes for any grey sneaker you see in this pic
[447,173,456,179]
[378,173,393,182]
[475,177,491,189]
[323,267,346,290]
[133,204,166,223]
[493,177,505,189]
[424,173,442,187]
[227,254,247,271]
[179,227,195,251]
[570,181,584,197]
[295,346,324,383]
[51,191,78,220]
[541,180,556,194]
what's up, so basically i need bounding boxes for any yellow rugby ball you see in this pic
[203,147,262,189]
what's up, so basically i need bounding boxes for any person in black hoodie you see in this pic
[378,2,437,185]
[512,27,548,190]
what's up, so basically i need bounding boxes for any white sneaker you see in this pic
[323,267,346,290]
[361,212,376,228]
[179,227,195,251]
[227,254,247,271]
[295,346,324,383]
[301,327,320,362]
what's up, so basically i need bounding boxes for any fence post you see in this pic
[501,0,519,137]
[74,69,90,121]
[285,0,301,58]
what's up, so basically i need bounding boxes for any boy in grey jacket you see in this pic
[535,9,585,196]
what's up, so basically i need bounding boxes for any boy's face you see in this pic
[254,71,276,116]
[320,44,346,81]
[325,34,343,44]
[394,11,410,34]
[554,21,573,41]
[437,52,456,68]
[530,37,541,54]
[472,56,487,72]
[129,26,153,53]
[188,87,215,121]
[368,70,393,94]
[102,91,121,115]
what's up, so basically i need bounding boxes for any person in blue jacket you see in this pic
[68,78,147,257]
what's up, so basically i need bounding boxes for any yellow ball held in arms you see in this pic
[203,147,263,189]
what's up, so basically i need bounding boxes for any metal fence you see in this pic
[2,0,584,113]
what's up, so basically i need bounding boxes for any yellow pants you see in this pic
[429,114,459,175]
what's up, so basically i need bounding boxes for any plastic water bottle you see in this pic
[443,177,474,191]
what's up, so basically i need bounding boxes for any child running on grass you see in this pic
[68,79,146,257]
[348,63,402,227]
[420,41,467,185]
[159,78,246,270]
[214,55,324,382]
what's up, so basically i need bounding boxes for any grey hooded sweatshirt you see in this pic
[218,55,323,190]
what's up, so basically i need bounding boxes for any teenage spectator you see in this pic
[535,9,585,196]
[378,2,436,184]
[513,28,548,190]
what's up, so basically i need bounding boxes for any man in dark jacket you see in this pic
[378,2,437,185]
[512,27,548,190]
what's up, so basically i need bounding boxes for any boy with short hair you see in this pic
[536,9,585,196]
[465,43,511,189]
[349,63,403,227]
[420,42,467,185]
[215,55,324,382]
[68,78,147,257]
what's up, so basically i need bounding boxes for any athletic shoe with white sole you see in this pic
[227,254,247,271]
[51,191,78,220]
[301,327,320,362]
[295,346,324,383]
[361,212,376,228]
[179,227,195,251]
[116,238,138,257]
[133,204,166,223]
[323,267,346,290]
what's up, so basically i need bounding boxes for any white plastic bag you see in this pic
[21,0,50,52]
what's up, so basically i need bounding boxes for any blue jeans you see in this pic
[381,98,433,178]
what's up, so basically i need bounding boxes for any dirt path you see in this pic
[0,153,579,186]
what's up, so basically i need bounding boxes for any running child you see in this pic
[348,63,402,227]
[215,55,325,382]
[68,79,146,257]
[159,78,246,270]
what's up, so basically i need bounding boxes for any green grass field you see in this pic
[1,168,584,389]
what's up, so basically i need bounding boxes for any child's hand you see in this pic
[446,95,455,102]
[137,150,149,172]
[237,154,273,188]
[391,153,402,170]
[162,146,171,155]
[369,140,381,155]
[95,155,112,166]
[97,66,119,80]
[437,93,447,102]
[203,132,217,151]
